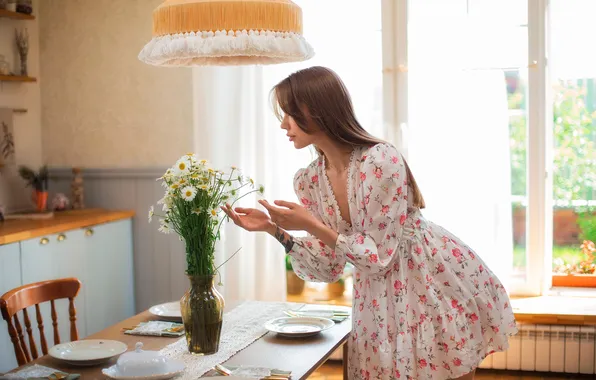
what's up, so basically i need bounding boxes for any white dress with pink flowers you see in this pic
[288,142,517,380]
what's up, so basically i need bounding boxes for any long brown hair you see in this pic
[271,66,425,209]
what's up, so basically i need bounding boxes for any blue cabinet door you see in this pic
[0,243,22,373]
[20,229,88,348]
[84,219,134,335]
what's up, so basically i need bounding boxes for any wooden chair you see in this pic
[0,278,81,366]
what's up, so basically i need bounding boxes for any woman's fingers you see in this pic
[273,200,295,209]
[258,199,283,215]
[234,207,252,214]
[222,204,244,226]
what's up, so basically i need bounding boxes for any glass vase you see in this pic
[180,275,224,355]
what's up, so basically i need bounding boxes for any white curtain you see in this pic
[407,0,514,286]
[191,0,383,302]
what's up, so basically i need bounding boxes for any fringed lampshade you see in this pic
[138,0,315,66]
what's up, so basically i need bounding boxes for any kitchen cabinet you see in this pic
[84,219,134,335]
[0,215,134,373]
[0,243,21,373]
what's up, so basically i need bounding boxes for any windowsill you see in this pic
[288,284,596,326]
[511,293,596,325]
[546,286,596,298]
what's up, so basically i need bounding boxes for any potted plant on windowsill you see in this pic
[285,255,305,295]
[552,209,596,288]
[327,278,346,297]
[552,240,596,287]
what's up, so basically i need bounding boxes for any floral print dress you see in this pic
[288,142,518,380]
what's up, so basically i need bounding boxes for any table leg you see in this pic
[342,342,348,379]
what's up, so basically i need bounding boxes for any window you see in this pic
[383,0,593,295]
[405,0,529,293]
[549,0,596,284]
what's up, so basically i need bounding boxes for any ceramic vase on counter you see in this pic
[31,190,48,212]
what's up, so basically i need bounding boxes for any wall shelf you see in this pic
[0,9,35,20]
[0,75,36,83]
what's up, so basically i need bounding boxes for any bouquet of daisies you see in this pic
[149,153,263,277]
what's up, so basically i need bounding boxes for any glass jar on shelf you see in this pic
[0,55,10,76]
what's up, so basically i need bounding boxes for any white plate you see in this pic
[49,339,128,366]
[149,301,182,322]
[264,316,334,338]
[102,361,185,380]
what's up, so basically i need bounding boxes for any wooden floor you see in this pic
[310,362,590,379]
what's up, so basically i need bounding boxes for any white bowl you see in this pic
[49,339,128,366]
[102,342,184,380]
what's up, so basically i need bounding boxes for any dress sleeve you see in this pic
[287,168,347,283]
[335,143,409,275]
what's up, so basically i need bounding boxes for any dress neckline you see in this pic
[320,149,358,230]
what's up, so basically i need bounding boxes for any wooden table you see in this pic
[8,302,352,379]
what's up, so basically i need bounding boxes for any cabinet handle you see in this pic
[85,228,94,237]
[57,234,67,242]
[39,237,49,245]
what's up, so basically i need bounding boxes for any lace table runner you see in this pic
[160,301,302,379]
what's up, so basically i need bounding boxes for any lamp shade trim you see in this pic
[138,29,314,66]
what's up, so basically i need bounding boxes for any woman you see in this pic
[222,66,517,380]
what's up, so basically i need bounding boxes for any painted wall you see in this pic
[39,0,193,168]
[0,0,42,212]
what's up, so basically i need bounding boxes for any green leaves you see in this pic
[18,165,48,192]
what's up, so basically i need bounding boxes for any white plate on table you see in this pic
[49,339,128,366]
[264,316,334,338]
[149,301,181,322]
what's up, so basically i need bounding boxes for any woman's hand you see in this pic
[258,199,318,232]
[221,204,275,233]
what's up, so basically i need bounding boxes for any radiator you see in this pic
[329,324,596,374]
[479,324,596,374]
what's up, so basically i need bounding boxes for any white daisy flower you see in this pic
[181,186,197,201]
[209,208,218,218]
[158,220,172,234]
[157,168,173,181]
[184,153,198,163]
[174,156,192,175]
[192,208,202,216]
[159,195,173,211]
[148,206,154,223]
[170,183,180,191]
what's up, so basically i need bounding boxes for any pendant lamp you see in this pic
[138,0,315,66]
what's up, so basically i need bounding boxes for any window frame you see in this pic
[382,0,554,296]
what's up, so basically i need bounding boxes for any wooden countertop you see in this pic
[0,208,135,245]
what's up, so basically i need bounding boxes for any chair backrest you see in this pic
[0,278,81,366]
